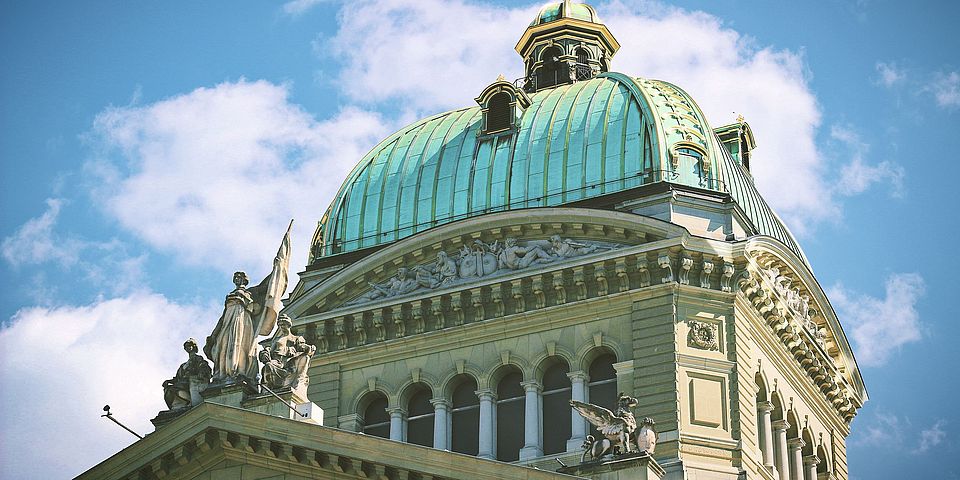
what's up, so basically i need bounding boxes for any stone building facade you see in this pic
[79,2,865,479]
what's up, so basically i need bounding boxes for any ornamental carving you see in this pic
[347,235,617,306]
[687,320,719,351]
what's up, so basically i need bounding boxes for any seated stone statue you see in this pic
[162,338,212,411]
[259,315,316,400]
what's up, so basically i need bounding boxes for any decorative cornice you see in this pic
[739,261,860,424]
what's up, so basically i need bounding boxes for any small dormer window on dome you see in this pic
[715,116,757,173]
[515,0,619,93]
[475,77,531,136]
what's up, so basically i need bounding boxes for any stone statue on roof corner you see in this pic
[162,338,211,411]
[571,392,657,462]
[204,221,293,386]
[259,314,316,400]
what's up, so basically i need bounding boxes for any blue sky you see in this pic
[1,1,957,478]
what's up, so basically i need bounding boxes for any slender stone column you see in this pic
[520,381,543,460]
[387,407,407,442]
[430,399,451,451]
[566,371,589,452]
[476,390,496,459]
[803,455,820,480]
[757,402,776,471]
[772,419,790,480]
[787,438,805,480]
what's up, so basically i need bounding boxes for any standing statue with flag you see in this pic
[204,221,293,385]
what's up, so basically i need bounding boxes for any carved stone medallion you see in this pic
[687,320,719,351]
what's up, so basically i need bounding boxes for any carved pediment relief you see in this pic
[346,235,621,307]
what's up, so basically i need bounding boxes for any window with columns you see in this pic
[786,411,803,480]
[756,374,775,473]
[361,392,390,439]
[495,369,524,461]
[770,393,790,480]
[451,376,479,456]
[406,384,434,447]
[816,444,830,478]
[586,353,617,442]
[541,361,572,455]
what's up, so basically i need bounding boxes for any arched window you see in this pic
[756,373,772,467]
[816,444,830,475]
[361,392,390,439]
[537,46,567,89]
[407,385,434,447]
[541,361,572,455]
[587,353,617,442]
[575,47,591,80]
[451,376,479,456]
[496,369,525,461]
[486,92,513,133]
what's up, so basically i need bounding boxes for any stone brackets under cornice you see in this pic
[741,237,867,422]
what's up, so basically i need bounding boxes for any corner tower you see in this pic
[515,0,620,91]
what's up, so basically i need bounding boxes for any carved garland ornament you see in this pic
[687,320,719,351]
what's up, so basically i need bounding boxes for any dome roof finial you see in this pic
[516,1,619,92]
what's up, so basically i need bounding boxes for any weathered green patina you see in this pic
[316,73,805,266]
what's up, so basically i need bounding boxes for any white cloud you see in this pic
[875,61,906,88]
[325,0,538,117]
[852,411,946,455]
[831,125,904,197]
[0,293,218,479]
[2,199,148,297]
[916,420,947,454]
[828,273,925,367]
[283,0,330,16]
[88,79,390,276]
[1,198,81,268]
[929,71,960,109]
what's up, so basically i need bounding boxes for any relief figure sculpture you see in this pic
[498,237,557,270]
[550,234,598,257]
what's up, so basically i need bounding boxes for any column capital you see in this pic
[429,398,452,409]
[757,401,774,413]
[567,370,589,382]
[520,380,543,393]
[803,454,820,466]
[475,389,497,402]
[385,407,407,417]
[787,437,805,450]
[772,419,790,431]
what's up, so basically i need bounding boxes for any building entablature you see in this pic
[284,208,748,353]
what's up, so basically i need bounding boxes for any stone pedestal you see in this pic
[557,452,665,480]
[201,380,258,408]
[242,387,323,425]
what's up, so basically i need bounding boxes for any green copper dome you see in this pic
[530,1,601,26]
[314,73,807,266]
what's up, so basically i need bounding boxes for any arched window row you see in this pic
[755,372,833,480]
[356,350,619,462]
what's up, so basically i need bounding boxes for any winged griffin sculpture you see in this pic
[570,393,658,462]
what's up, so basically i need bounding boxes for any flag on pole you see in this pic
[253,219,293,337]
